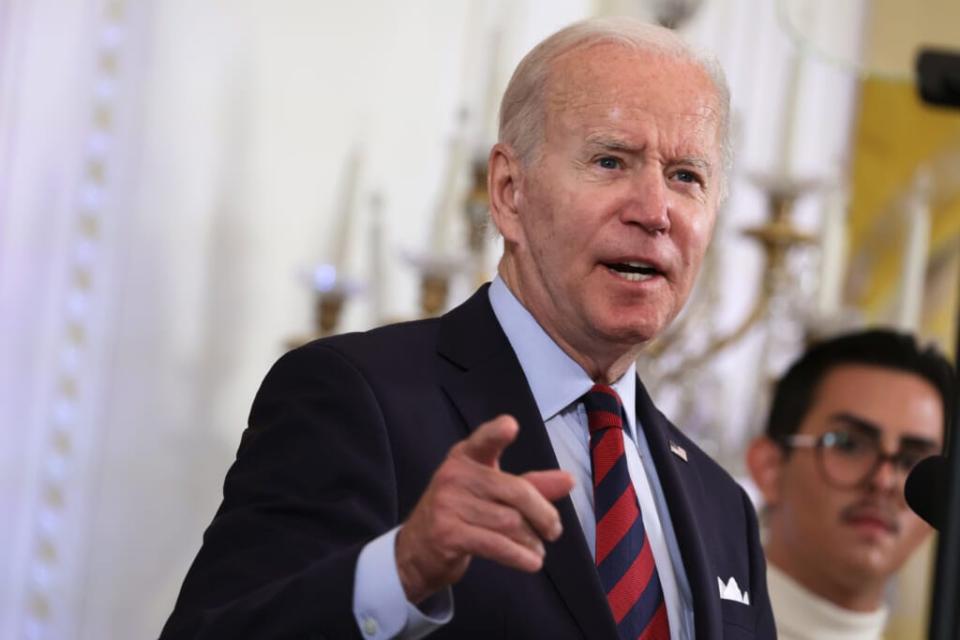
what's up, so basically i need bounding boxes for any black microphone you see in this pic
[905,455,949,530]
[917,49,960,108]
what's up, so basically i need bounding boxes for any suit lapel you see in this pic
[438,287,619,640]
[635,377,722,640]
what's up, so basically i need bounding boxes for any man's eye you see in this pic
[596,156,621,170]
[674,169,702,184]
[829,432,873,456]
[898,448,937,470]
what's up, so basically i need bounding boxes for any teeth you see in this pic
[624,261,653,269]
[608,267,654,282]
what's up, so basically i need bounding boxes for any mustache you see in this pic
[839,500,902,534]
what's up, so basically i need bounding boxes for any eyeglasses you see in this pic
[779,428,939,489]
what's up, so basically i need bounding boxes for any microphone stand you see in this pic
[926,227,960,637]
[915,48,960,640]
[928,285,960,639]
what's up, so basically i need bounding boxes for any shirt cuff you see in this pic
[353,526,453,640]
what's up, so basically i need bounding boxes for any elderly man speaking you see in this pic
[161,17,775,640]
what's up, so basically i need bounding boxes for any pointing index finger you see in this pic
[460,415,519,467]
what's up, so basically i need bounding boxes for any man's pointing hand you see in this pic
[395,415,575,604]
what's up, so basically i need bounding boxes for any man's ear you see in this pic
[746,436,785,508]
[487,143,524,244]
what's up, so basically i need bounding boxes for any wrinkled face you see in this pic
[765,365,943,597]
[496,44,723,364]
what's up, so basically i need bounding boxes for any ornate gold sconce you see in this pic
[464,155,492,288]
[646,175,820,383]
[285,266,362,350]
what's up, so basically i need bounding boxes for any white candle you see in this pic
[332,146,362,271]
[430,110,469,252]
[896,171,932,331]
[368,192,385,325]
[817,185,848,317]
[778,49,803,180]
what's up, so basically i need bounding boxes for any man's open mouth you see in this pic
[605,261,662,282]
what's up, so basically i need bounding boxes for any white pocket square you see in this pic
[718,576,750,605]
[668,440,688,462]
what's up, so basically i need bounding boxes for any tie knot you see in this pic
[581,384,624,434]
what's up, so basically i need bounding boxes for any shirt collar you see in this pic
[488,276,637,436]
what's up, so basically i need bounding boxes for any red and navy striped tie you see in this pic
[583,384,670,640]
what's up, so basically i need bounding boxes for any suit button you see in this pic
[361,616,379,636]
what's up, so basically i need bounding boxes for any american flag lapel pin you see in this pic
[669,440,688,462]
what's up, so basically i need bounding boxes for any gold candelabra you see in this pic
[645,175,820,382]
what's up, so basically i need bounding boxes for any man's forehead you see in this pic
[806,365,945,440]
[541,45,722,143]
[815,364,942,401]
[547,42,712,97]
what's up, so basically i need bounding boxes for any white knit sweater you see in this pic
[767,564,888,640]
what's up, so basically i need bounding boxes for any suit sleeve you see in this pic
[159,343,399,640]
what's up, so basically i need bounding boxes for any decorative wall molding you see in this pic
[7,1,131,638]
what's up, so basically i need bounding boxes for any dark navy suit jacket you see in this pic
[160,285,776,639]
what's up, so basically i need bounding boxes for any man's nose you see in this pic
[867,455,901,492]
[621,168,670,234]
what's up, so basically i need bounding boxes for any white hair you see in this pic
[498,17,732,187]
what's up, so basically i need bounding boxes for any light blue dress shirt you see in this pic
[352,277,695,639]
